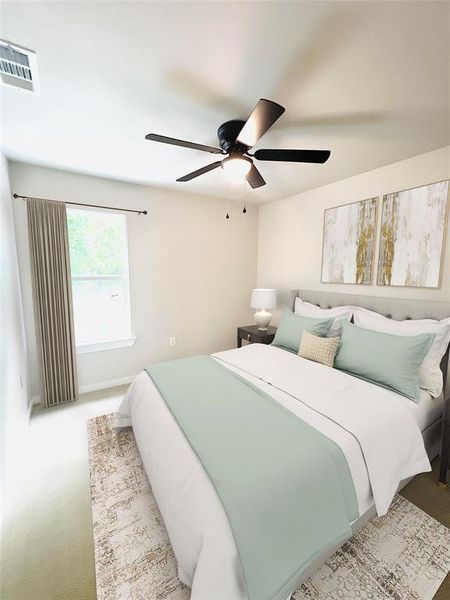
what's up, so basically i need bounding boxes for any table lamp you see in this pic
[250,289,277,330]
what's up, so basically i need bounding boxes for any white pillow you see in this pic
[294,297,353,337]
[353,308,450,398]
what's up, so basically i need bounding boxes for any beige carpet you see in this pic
[0,388,124,600]
[2,388,449,600]
[88,413,450,600]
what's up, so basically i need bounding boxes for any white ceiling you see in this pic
[1,1,449,204]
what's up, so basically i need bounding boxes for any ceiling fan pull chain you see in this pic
[226,181,230,220]
[243,181,247,214]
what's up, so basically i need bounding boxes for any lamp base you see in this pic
[254,309,272,331]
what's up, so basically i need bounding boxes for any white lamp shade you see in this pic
[222,157,251,183]
[250,288,277,309]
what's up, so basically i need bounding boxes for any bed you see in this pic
[114,290,450,600]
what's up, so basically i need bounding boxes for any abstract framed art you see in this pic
[377,180,449,288]
[321,197,378,284]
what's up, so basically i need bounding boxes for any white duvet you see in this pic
[114,344,431,600]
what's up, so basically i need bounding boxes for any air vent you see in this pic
[0,40,38,93]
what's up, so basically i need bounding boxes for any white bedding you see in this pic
[114,343,434,600]
[398,388,443,432]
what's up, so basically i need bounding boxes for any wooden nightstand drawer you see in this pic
[237,325,277,348]
[244,330,263,344]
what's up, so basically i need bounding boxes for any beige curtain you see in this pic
[27,197,78,407]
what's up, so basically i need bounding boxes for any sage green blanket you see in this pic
[146,355,358,600]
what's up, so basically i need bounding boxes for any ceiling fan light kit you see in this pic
[222,155,252,183]
[145,98,331,190]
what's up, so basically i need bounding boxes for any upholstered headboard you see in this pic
[288,289,450,400]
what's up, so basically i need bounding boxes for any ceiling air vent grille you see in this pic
[0,40,38,93]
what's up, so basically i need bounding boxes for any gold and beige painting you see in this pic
[377,181,449,288]
[321,198,377,284]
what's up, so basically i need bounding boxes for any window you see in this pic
[67,208,134,352]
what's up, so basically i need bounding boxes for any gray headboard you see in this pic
[288,289,450,400]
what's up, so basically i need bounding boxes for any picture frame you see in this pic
[321,197,378,285]
[377,180,449,289]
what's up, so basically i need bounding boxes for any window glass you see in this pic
[67,208,132,345]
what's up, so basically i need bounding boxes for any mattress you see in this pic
[401,388,444,432]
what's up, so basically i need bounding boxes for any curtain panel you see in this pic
[27,197,78,407]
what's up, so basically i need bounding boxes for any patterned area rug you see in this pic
[88,414,450,600]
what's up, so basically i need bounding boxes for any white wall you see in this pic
[10,162,258,398]
[11,146,450,400]
[0,154,29,482]
[258,146,450,318]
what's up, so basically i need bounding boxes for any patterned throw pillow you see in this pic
[298,331,340,368]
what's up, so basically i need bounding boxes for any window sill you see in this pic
[76,336,137,354]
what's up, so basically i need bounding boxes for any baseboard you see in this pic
[28,395,41,419]
[78,375,134,395]
[29,375,135,408]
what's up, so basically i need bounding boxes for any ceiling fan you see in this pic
[145,99,331,189]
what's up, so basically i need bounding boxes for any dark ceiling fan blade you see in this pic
[176,160,223,182]
[145,133,224,154]
[246,164,266,189]
[254,149,331,163]
[237,99,285,148]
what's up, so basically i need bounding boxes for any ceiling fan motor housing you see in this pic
[217,120,248,154]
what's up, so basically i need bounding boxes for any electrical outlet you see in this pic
[169,336,176,347]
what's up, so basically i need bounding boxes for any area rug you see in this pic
[88,413,450,600]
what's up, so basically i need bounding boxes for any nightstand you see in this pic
[237,325,277,348]
[438,395,450,487]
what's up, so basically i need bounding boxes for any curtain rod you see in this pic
[13,193,148,216]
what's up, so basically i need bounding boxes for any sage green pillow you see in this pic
[335,321,435,401]
[272,309,333,353]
